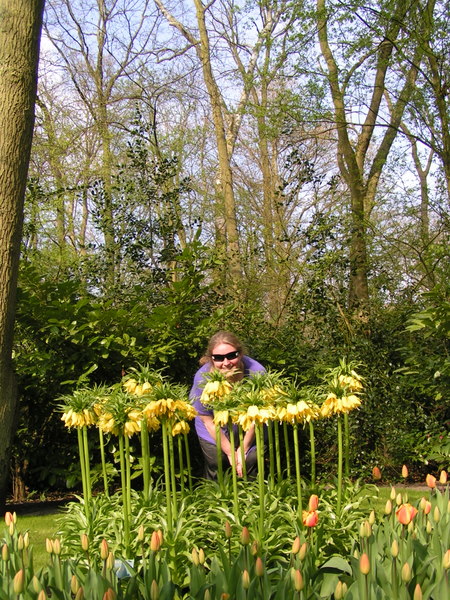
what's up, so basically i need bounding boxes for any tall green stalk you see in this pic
[274,421,282,483]
[98,429,109,498]
[77,428,90,522]
[215,423,224,491]
[255,423,265,540]
[184,432,193,493]
[82,427,92,504]
[228,419,239,520]
[168,428,178,520]
[267,421,275,490]
[344,413,350,478]
[337,415,343,514]
[292,423,302,516]
[283,422,291,478]
[309,421,316,487]
[238,426,247,481]
[118,434,130,554]
[161,420,173,533]
[177,435,185,498]
[140,418,150,501]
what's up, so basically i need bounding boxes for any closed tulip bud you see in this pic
[17,534,24,552]
[198,548,205,565]
[100,539,109,560]
[434,506,440,523]
[426,520,433,534]
[224,520,232,539]
[402,465,408,478]
[102,588,116,600]
[391,539,399,558]
[4,512,13,526]
[372,466,382,480]
[401,562,411,583]
[299,542,307,561]
[334,581,347,600]
[426,474,436,489]
[23,532,30,549]
[2,543,9,561]
[368,510,376,525]
[440,470,448,484]
[71,575,80,595]
[360,520,371,538]
[192,547,199,565]
[106,551,114,570]
[13,569,25,594]
[203,591,211,600]
[293,569,304,591]
[150,580,159,600]
[251,540,259,556]
[420,497,431,514]
[413,583,422,600]
[291,536,301,555]
[75,587,84,600]
[156,529,163,547]
[390,486,396,500]
[443,549,450,570]
[80,533,89,552]
[396,493,402,506]
[255,556,264,577]
[448,500,450,515]
[46,538,53,554]
[150,531,161,552]
[32,575,41,593]
[308,494,319,511]
[137,525,145,542]
[242,569,250,590]
[38,590,48,600]
[9,522,14,535]
[359,553,370,575]
[385,500,392,515]
[240,526,251,545]
[52,538,61,555]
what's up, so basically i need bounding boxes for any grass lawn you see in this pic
[9,485,430,571]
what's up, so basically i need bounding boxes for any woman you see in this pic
[190,331,265,480]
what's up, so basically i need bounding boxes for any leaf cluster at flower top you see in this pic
[199,360,364,431]
[58,366,197,438]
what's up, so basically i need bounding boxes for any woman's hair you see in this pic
[199,331,247,365]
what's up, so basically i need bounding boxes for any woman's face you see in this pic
[210,342,242,377]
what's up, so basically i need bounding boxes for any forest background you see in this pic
[2,0,449,504]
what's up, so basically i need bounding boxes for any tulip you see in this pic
[75,588,84,600]
[372,466,382,480]
[433,506,441,523]
[299,542,308,561]
[426,520,433,534]
[45,538,53,554]
[137,525,145,542]
[391,539,399,558]
[191,547,199,566]
[2,543,9,561]
[242,569,250,590]
[251,540,259,557]
[443,549,450,570]
[302,510,319,527]
[413,583,422,600]
[150,580,159,600]
[401,562,411,583]
[52,538,61,555]
[396,503,418,525]
[198,548,205,565]
[80,533,89,552]
[240,526,251,545]
[384,499,392,515]
[420,497,431,514]
[334,581,347,599]
[150,531,161,552]
[396,493,402,506]
[440,470,448,484]
[401,464,408,478]
[13,569,25,594]
[359,553,370,575]
[359,520,372,538]
[71,575,80,595]
[293,569,304,591]
[308,494,319,511]
[368,510,376,525]
[292,536,301,555]
[390,486,397,500]
[102,589,116,600]
[426,473,436,488]
[255,556,264,577]
[224,520,232,539]
[38,590,48,600]
[106,551,115,570]
[4,512,13,526]
[100,539,109,560]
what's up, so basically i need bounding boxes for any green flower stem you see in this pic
[337,415,343,514]
[140,418,150,501]
[255,423,265,540]
[177,434,185,498]
[391,556,398,600]
[125,435,132,533]
[215,422,224,492]
[283,422,291,478]
[292,422,302,516]
[309,421,316,487]
[238,426,247,481]
[161,420,173,533]
[82,427,92,504]
[344,413,350,478]
[228,419,239,520]
[118,434,130,554]
[168,427,178,520]
[77,428,88,503]
[184,432,193,493]
[98,428,109,498]
[267,421,275,490]
[274,421,282,483]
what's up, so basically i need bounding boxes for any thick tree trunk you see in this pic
[0,0,44,510]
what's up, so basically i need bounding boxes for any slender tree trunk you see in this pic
[0,0,44,510]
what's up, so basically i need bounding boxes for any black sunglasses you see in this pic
[211,350,240,362]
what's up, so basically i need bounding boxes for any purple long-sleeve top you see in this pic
[189,356,266,443]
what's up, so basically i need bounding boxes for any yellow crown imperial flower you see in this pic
[213,410,229,427]
[172,421,190,436]
[124,420,141,437]
[123,378,137,394]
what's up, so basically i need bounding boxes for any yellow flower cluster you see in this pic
[61,408,96,429]
[320,393,361,417]
[201,380,233,406]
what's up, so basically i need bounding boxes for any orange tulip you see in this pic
[396,503,418,525]
[440,470,448,485]
[426,473,436,489]
[308,494,319,511]
[372,466,382,480]
[302,510,319,527]
[359,553,370,575]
